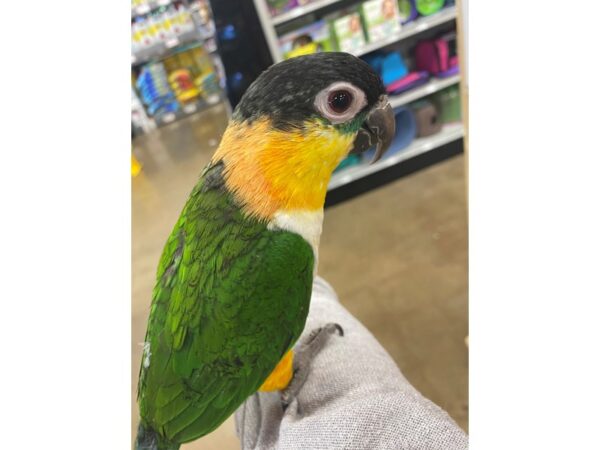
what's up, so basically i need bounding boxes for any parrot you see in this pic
[135,52,395,450]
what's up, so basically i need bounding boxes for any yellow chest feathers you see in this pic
[212,118,354,220]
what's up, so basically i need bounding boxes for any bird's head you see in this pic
[212,52,395,221]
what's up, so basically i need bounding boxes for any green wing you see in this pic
[137,162,314,444]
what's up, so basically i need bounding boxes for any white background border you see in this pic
[0,1,599,448]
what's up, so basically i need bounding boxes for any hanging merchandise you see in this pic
[360,0,402,43]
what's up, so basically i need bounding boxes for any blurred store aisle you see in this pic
[132,108,467,448]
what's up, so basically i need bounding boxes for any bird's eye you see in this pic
[328,90,353,114]
[314,82,367,125]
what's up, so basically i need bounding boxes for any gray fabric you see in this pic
[235,277,468,449]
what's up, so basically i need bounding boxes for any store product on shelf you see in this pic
[132,88,156,133]
[364,52,429,95]
[412,100,441,137]
[160,44,222,105]
[414,31,458,78]
[131,3,198,60]
[328,10,367,53]
[397,0,418,24]
[360,0,402,43]
[266,0,294,17]
[132,0,224,130]
[168,69,201,103]
[175,4,196,33]
[190,0,216,39]
[266,0,314,18]
[197,72,221,101]
[132,17,156,52]
[149,9,173,43]
[363,105,416,161]
[381,52,407,85]
[278,20,332,59]
[136,63,180,117]
[415,0,445,16]
[163,4,181,35]
[132,0,150,15]
[431,84,461,123]
[386,70,429,94]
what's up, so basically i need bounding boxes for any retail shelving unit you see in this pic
[389,73,460,109]
[329,123,463,190]
[253,1,456,63]
[353,7,457,57]
[252,0,464,199]
[131,0,228,132]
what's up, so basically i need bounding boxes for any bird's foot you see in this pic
[281,323,344,409]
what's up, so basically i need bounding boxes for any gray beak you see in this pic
[349,95,395,164]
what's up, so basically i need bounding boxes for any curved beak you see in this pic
[349,95,395,164]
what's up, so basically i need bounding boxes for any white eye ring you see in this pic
[313,81,367,125]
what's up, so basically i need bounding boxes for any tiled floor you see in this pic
[132,105,468,448]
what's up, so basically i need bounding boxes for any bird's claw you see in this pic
[281,322,344,409]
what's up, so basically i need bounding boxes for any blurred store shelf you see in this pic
[271,0,344,26]
[353,7,457,57]
[328,122,464,190]
[131,0,173,18]
[389,74,460,109]
[153,93,225,127]
[132,31,209,66]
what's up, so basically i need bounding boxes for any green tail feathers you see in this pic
[135,423,180,450]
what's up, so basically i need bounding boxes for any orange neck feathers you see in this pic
[211,118,354,221]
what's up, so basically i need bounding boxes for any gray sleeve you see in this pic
[235,277,468,450]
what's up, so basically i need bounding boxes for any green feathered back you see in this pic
[137,162,314,446]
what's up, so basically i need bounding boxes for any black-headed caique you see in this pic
[136,52,395,450]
